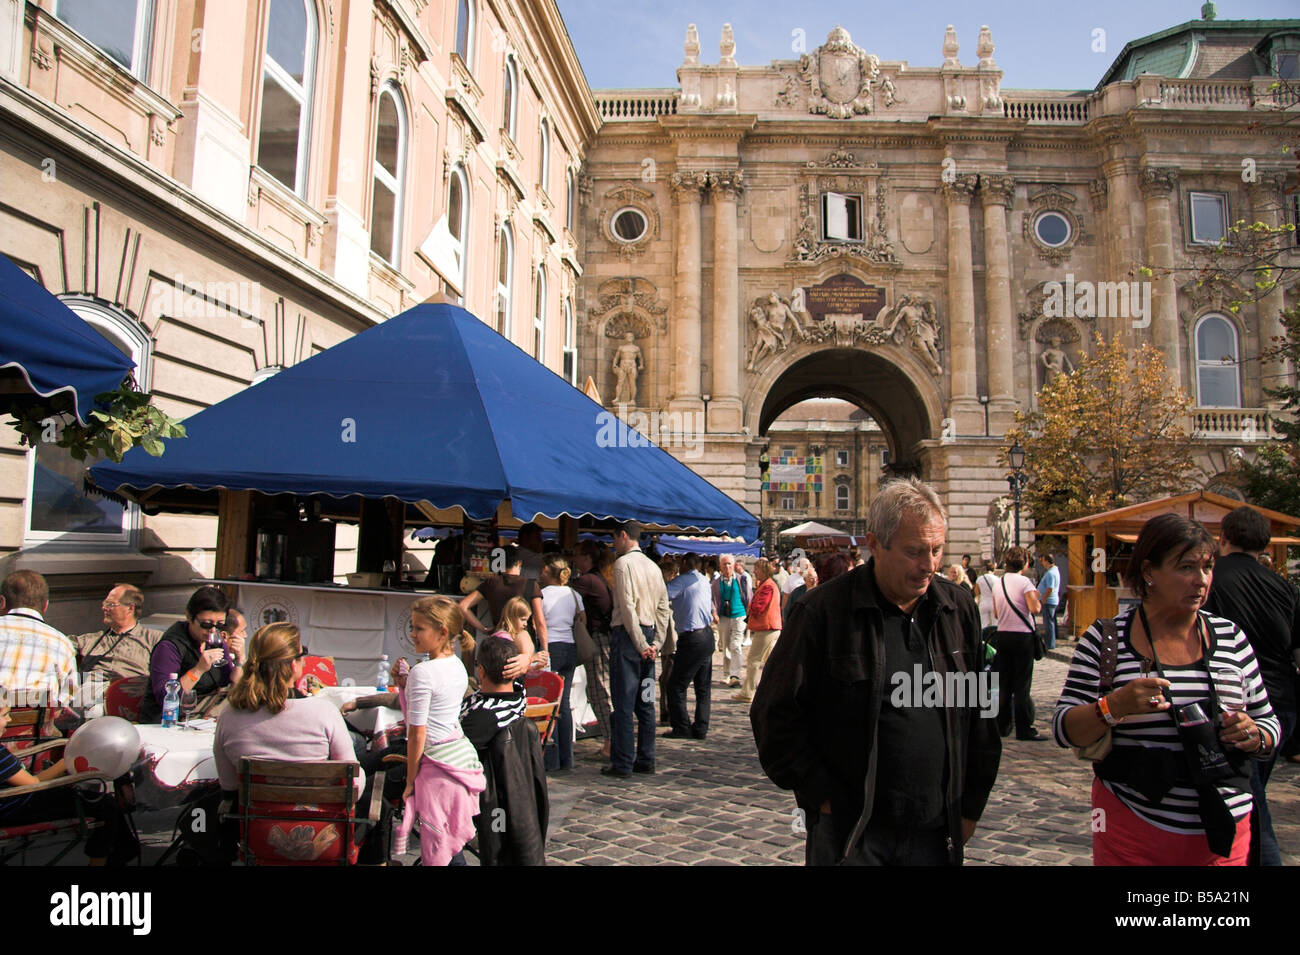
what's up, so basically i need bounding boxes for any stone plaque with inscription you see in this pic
[802,274,886,322]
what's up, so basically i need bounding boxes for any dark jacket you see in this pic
[473,718,549,866]
[750,560,1002,864]
[139,622,230,723]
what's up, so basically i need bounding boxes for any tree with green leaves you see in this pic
[1005,336,1200,530]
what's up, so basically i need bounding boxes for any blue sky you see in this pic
[554,0,1300,92]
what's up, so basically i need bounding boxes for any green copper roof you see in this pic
[1097,18,1300,89]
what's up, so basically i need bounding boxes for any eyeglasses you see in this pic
[195,619,225,630]
[296,647,309,659]
[101,601,124,609]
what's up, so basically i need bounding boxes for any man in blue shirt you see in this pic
[664,554,714,740]
[1036,554,1061,650]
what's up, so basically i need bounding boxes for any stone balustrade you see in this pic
[1157,78,1254,107]
[594,90,679,120]
[1191,408,1277,441]
[1002,94,1091,123]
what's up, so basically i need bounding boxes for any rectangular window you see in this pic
[781,447,796,458]
[1277,52,1299,80]
[836,485,850,510]
[822,192,862,242]
[781,495,795,511]
[56,0,153,78]
[1189,192,1227,245]
[880,448,890,467]
[835,449,849,468]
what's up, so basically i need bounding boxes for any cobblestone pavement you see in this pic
[542,648,1300,866]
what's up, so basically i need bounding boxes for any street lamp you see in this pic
[1007,440,1027,549]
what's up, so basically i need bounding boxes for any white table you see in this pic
[133,723,219,810]
[314,686,404,740]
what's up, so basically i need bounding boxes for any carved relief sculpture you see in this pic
[799,27,879,118]
[880,295,943,375]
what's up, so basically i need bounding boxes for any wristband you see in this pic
[1096,695,1120,726]
[186,669,201,683]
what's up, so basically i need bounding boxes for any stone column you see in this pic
[1140,166,1181,384]
[943,174,981,434]
[1102,157,1144,344]
[1252,174,1291,407]
[669,171,706,413]
[709,168,743,432]
[981,175,1016,414]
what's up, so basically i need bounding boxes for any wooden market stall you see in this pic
[1043,490,1300,639]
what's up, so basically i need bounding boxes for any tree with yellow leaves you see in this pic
[1004,336,1201,530]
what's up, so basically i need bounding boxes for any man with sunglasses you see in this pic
[140,586,244,722]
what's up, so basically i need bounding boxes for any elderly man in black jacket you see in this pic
[751,478,1002,865]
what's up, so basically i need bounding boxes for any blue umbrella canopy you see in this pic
[0,252,135,423]
[92,303,758,538]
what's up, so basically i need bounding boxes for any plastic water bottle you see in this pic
[161,673,181,728]
[376,654,390,691]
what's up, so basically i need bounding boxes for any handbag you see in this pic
[1001,577,1045,660]
[1072,618,1120,761]
[569,587,597,666]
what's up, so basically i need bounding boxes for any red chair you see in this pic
[104,677,149,723]
[1,706,62,772]
[235,758,384,866]
[295,656,339,696]
[523,671,565,747]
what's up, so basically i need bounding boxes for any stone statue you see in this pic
[765,292,806,343]
[746,303,785,371]
[1040,336,1074,385]
[989,497,1014,566]
[612,332,643,405]
[881,296,942,374]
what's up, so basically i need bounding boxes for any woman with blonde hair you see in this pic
[540,555,585,771]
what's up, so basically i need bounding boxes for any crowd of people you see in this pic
[1,483,1298,866]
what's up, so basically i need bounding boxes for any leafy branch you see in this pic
[3,379,186,463]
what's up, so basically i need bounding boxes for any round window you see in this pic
[1034,211,1072,248]
[611,207,648,243]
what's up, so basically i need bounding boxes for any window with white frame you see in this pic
[447,165,469,299]
[495,224,513,336]
[1188,192,1227,245]
[836,485,850,510]
[56,0,154,78]
[533,267,547,361]
[370,83,406,264]
[781,446,795,458]
[503,56,518,139]
[781,495,795,511]
[822,192,863,241]
[562,298,577,384]
[835,449,849,468]
[26,300,148,544]
[539,118,551,194]
[1195,314,1241,408]
[454,0,475,69]
[566,169,575,233]
[257,0,317,195]
[880,447,890,467]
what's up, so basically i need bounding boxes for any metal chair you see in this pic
[0,739,116,865]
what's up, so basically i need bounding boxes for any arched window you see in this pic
[370,84,407,264]
[257,0,317,195]
[1195,314,1241,408]
[562,298,576,384]
[533,267,546,361]
[25,300,149,544]
[55,0,154,78]
[446,164,469,299]
[454,0,475,70]
[496,224,513,337]
[503,56,518,140]
[565,169,575,233]
[538,117,550,194]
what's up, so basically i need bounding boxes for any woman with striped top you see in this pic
[1053,514,1279,865]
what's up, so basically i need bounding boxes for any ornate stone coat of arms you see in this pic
[799,27,879,118]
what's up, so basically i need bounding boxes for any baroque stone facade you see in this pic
[581,19,1300,560]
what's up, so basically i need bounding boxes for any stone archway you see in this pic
[746,345,943,471]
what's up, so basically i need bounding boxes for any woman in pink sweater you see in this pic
[215,622,385,862]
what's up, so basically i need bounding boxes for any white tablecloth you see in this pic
[314,686,404,737]
[133,723,219,810]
